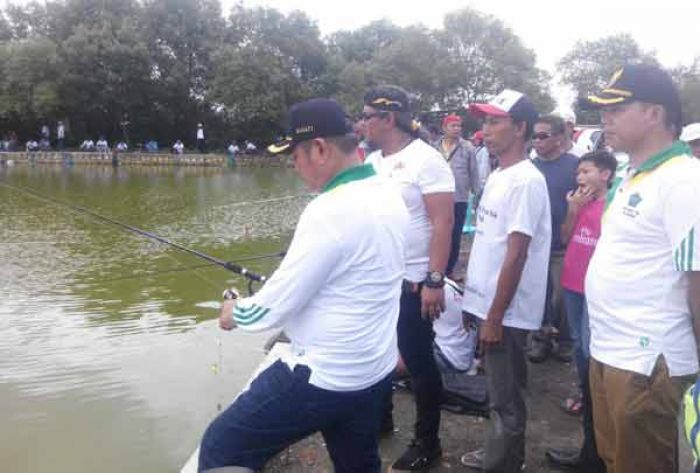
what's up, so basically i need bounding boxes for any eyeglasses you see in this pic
[532,132,553,141]
[359,112,387,121]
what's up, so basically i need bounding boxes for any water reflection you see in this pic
[0,164,306,472]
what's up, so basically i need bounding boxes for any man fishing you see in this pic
[197,98,410,473]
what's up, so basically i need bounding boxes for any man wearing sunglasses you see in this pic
[363,85,455,472]
[529,115,579,366]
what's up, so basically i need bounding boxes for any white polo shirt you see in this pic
[462,159,552,330]
[586,141,700,377]
[231,164,410,391]
[366,139,455,282]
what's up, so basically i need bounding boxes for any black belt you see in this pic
[402,280,423,294]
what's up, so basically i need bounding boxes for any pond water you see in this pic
[0,163,309,472]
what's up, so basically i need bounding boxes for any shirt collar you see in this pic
[322,164,376,193]
[633,140,692,175]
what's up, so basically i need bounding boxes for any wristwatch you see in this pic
[222,288,239,300]
[424,271,445,288]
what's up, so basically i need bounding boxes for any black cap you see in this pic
[581,64,682,130]
[363,85,411,112]
[268,98,353,154]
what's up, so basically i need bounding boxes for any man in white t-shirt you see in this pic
[56,121,65,150]
[96,137,109,152]
[199,98,409,473]
[196,123,205,153]
[582,64,700,473]
[80,139,95,151]
[459,89,551,473]
[363,85,455,472]
[172,139,184,155]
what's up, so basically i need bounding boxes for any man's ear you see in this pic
[311,138,329,165]
[645,103,666,128]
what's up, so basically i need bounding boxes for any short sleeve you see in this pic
[505,176,549,238]
[416,154,455,195]
[663,178,700,272]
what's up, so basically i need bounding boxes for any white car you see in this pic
[574,128,603,154]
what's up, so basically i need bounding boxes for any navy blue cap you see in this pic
[581,64,682,130]
[364,85,411,112]
[268,98,353,154]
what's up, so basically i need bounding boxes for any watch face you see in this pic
[429,271,443,283]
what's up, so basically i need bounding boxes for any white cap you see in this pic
[554,109,576,125]
[681,123,700,143]
[562,110,576,125]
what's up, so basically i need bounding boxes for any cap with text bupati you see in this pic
[268,98,353,154]
[467,89,539,128]
[582,64,682,130]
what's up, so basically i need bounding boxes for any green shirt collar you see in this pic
[606,140,692,209]
[322,164,376,193]
[634,140,692,175]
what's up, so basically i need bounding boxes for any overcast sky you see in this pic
[225,0,698,70]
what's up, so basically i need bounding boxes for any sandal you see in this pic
[561,395,583,416]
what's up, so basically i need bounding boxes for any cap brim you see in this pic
[681,124,700,142]
[579,93,632,110]
[682,132,700,143]
[267,138,293,155]
[467,103,509,118]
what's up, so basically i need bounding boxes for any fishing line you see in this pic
[2,182,279,416]
[210,193,311,209]
[0,183,267,286]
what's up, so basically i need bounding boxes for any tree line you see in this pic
[0,0,698,149]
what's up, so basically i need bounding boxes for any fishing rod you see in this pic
[57,250,287,286]
[1,183,272,293]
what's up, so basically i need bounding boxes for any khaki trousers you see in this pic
[589,356,694,473]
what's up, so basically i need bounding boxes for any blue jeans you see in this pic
[446,201,468,276]
[199,360,391,472]
[397,286,443,446]
[563,289,604,466]
[563,289,590,388]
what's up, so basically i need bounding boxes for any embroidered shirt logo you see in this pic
[628,193,642,207]
[622,192,642,218]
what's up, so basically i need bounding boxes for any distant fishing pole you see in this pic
[0,183,271,289]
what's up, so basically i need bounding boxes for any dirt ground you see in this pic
[264,357,693,472]
[263,236,694,473]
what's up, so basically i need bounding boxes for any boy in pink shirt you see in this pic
[546,150,617,471]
